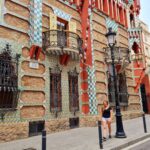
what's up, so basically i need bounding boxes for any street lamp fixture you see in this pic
[105,27,127,138]
[105,28,116,47]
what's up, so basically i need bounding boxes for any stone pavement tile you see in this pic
[0,116,150,150]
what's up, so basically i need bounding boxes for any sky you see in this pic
[140,0,150,29]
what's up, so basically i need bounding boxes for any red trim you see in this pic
[103,0,109,15]
[124,9,128,27]
[109,0,113,18]
[113,1,117,21]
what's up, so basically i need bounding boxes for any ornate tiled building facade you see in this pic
[0,0,143,142]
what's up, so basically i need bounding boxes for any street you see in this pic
[0,117,150,150]
[123,138,150,150]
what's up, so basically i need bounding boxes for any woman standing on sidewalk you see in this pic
[98,100,113,141]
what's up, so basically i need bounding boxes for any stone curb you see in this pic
[110,133,150,150]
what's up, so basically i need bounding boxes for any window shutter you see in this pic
[49,13,57,30]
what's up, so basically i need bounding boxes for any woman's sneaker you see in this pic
[109,135,112,138]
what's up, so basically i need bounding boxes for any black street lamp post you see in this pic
[105,28,127,138]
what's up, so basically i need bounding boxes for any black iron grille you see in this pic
[0,44,20,109]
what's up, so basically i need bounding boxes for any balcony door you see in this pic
[57,20,68,47]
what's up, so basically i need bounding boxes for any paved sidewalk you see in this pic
[0,115,150,150]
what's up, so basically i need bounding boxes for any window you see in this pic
[118,72,128,104]
[0,44,20,109]
[57,20,67,30]
[68,68,79,112]
[50,65,62,112]
[108,65,128,105]
[29,121,45,136]
[57,19,68,47]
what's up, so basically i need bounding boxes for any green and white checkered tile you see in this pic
[87,67,98,115]
[128,0,134,5]
[87,3,98,115]
[106,18,118,32]
[54,8,71,21]
[129,38,140,46]
[29,0,42,46]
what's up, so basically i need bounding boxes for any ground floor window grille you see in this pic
[68,68,79,112]
[0,44,20,109]
[50,65,62,112]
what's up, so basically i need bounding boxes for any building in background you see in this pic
[138,20,150,113]
[0,0,142,142]
[128,0,150,114]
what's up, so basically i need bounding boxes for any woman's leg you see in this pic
[102,119,107,138]
[107,119,112,137]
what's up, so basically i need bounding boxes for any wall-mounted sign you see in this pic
[29,62,39,69]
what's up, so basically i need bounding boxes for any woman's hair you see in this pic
[103,100,109,105]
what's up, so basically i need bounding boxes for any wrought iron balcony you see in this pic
[42,30,83,60]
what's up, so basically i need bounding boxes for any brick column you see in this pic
[80,0,97,115]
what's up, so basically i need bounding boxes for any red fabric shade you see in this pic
[30,45,42,60]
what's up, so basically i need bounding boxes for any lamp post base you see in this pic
[115,113,127,138]
[115,132,126,138]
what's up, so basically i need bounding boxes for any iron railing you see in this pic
[42,30,83,55]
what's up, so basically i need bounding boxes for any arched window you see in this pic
[130,5,135,28]
[0,44,20,109]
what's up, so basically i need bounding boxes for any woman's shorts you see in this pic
[102,117,111,122]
